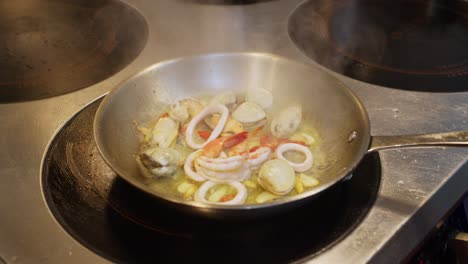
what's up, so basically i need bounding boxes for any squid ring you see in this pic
[275,143,313,172]
[246,147,271,169]
[197,155,244,172]
[195,162,251,183]
[185,104,229,149]
[194,181,247,205]
[184,150,207,182]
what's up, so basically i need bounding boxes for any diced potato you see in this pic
[183,185,197,199]
[208,186,228,202]
[290,132,315,146]
[301,133,315,145]
[177,181,195,193]
[255,192,278,203]
[243,180,257,189]
[246,137,260,150]
[137,126,150,137]
[299,173,319,187]
[295,175,304,194]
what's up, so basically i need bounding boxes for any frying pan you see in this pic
[94,53,468,218]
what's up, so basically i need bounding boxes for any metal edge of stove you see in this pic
[37,94,113,263]
[0,0,467,263]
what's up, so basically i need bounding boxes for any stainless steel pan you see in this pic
[94,53,468,218]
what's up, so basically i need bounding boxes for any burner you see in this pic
[0,0,148,103]
[42,98,381,263]
[288,0,468,92]
[182,0,276,5]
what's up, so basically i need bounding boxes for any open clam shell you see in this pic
[232,102,266,125]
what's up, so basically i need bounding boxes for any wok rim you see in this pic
[94,52,371,212]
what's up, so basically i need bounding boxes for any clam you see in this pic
[245,88,273,109]
[257,159,295,195]
[209,91,237,109]
[169,98,204,122]
[205,114,244,134]
[147,117,179,148]
[232,102,266,126]
[137,147,183,178]
[270,104,302,138]
[169,100,189,122]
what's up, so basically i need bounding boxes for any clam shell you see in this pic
[245,88,273,109]
[148,117,179,148]
[257,159,295,195]
[209,91,237,108]
[270,104,302,138]
[232,102,266,124]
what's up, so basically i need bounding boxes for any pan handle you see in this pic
[368,131,468,153]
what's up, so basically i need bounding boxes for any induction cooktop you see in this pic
[0,0,148,103]
[42,97,381,263]
[288,0,468,92]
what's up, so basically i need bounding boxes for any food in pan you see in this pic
[136,89,320,205]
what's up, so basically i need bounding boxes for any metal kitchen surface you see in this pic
[0,0,467,263]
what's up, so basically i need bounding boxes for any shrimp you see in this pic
[201,131,248,158]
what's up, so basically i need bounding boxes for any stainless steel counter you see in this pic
[1,0,467,263]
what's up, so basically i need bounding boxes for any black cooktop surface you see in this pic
[289,0,468,92]
[0,0,147,103]
[42,98,381,263]
[184,0,276,4]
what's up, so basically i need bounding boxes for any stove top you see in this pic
[289,0,468,92]
[183,0,276,5]
[42,98,381,263]
[0,0,147,103]
[1,0,467,263]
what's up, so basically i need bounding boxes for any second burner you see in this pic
[289,0,468,92]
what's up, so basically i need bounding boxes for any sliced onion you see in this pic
[275,143,313,172]
[194,181,247,205]
[185,104,229,149]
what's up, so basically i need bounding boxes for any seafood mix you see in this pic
[136,89,320,205]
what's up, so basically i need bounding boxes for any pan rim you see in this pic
[93,52,371,211]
